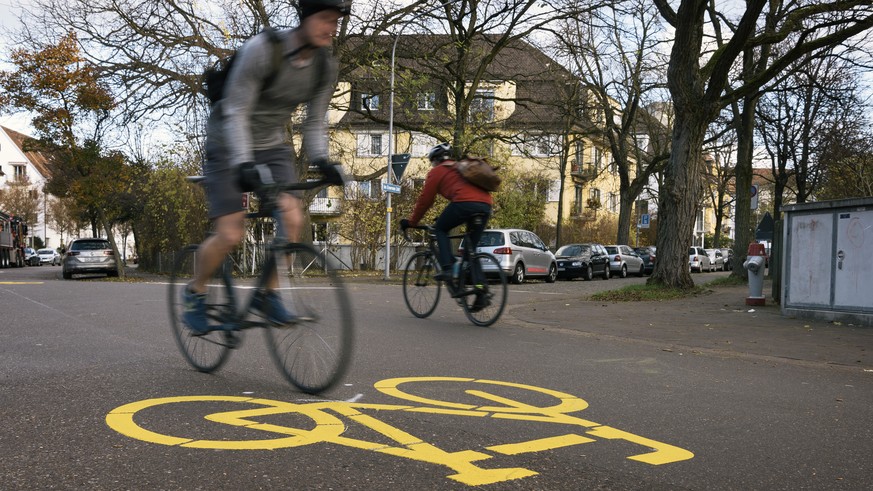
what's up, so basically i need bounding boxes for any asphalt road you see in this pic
[1,264,871,490]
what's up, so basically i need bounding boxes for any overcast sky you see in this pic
[0,0,32,131]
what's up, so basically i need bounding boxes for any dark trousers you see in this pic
[434,201,491,280]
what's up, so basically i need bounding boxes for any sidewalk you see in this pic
[507,281,873,370]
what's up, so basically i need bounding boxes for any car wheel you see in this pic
[511,263,525,284]
[603,267,610,280]
[62,270,72,280]
[546,263,557,283]
[637,264,645,277]
[620,264,627,278]
[583,265,593,281]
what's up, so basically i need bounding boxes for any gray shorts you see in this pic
[203,144,298,219]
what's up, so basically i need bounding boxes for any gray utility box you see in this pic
[782,197,873,327]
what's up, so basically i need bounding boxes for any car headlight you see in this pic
[571,261,581,267]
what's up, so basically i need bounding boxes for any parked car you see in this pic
[705,248,725,271]
[554,243,611,281]
[24,247,41,266]
[605,244,645,278]
[689,246,713,272]
[62,238,119,279]
[37,248,61,266]
[472,229,557,284]
[719,248,734,271]
[633,246,657,275]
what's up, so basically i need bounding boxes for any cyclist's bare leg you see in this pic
[189,211,246,294]
[267,193,303,290]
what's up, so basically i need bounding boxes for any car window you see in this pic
[606,246,618,255]
[477,232,505,247]
[556,245,581,256]
[71,240,111,251]
[527,232,546,250]
[38,249,53,254]
[689,248,697,255]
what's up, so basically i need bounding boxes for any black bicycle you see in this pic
[401,214,508,326]
[167,177,353,393]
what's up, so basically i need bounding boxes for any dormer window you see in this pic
[417,92,435,111]
[361,93,380,111]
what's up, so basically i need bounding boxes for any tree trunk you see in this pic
[98,210,124,278]
[731,95,757,281]
[649,114,706,289]
[617,193,634,246]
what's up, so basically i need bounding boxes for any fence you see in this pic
[140,242,423,277]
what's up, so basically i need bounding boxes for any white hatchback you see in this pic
[37,248,61,265]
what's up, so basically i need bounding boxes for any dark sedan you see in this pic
[634,246,656,275]
[555,243,611,281]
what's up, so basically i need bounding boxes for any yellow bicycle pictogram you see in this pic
[106,377,693,486]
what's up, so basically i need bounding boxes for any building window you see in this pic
[469,89,494,121]
[547,180,561,202]
[573,185,583,215]
[411,133,438,157]
[356,133,387,157]
[608,192,619,213]
[346,180,381,200]
[594,148,603,172]
[511,134,558,157]
[575,140,585,166]
[12,164,26,182]
[417,92,435,111]
[361,93,380,111]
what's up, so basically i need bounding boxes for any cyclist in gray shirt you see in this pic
[184,0,350,333]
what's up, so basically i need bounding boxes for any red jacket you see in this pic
[409,162,492,226]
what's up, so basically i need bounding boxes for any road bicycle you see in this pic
[401,214,507,326]
[167,177,353,393]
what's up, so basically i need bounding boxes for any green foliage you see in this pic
[134,158,208,270]
[489,166,549,231]
[590,284,708,302]
[559,214,619,245]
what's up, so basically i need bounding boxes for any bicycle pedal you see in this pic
[223,330,241,348]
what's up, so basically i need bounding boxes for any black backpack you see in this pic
[201,28,327,105]
[201,28,283,104]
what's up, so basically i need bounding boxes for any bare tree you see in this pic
[757,50,866,220]
[650,0,873,289]
[551,0,671,246]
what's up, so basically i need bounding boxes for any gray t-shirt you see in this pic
[206,28,337,166]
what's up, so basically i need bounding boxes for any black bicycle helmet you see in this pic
[300,0,352,20]
[428,142,452,163]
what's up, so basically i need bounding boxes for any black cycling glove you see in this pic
[313,158,345,186]
[238,162,275,192]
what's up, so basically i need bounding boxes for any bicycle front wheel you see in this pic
[459,253,508,327]
[168,245,236,373]
[402,251,442,318]
[263,243,353,394]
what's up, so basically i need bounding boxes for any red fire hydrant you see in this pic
[743,243,767,306]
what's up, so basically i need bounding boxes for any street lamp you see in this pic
[384,0,460,279]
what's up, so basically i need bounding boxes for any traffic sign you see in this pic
[382,182,401,194]
[751,185,759,210]
[391,153,410,181]
[639,213,650,228]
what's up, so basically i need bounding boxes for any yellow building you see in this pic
[312,35,651,248]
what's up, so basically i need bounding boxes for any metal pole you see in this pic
[384,0,460,280]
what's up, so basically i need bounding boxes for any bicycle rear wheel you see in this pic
[402,251,442,318]
[168,245,237,373]
[459,253,508,327]
[263,243,353,394]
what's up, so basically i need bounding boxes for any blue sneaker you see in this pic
[252,290,296,324]
[182,285,210,334]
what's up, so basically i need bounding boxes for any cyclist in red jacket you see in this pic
[401,143,493,308]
